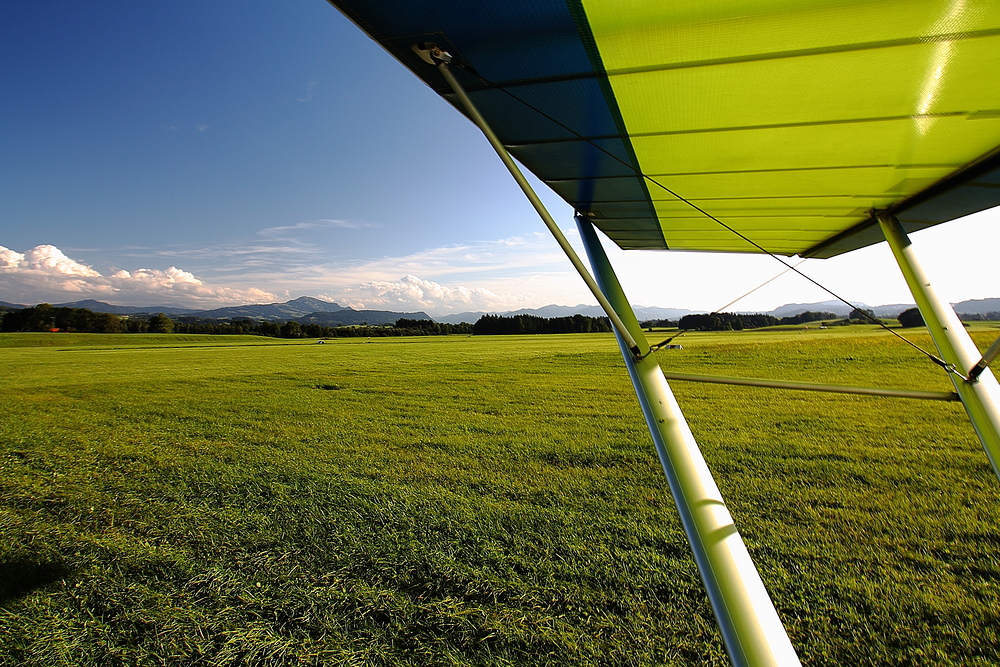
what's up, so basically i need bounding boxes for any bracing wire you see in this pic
[712,260,806,314]
[650,261,804,351]
[450,64,952,372]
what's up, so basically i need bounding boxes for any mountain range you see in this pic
[3,296,999,324]
[190,297,437,326]
[0,296,432,327]
[433,304,695,324]
[432,299,1000,322]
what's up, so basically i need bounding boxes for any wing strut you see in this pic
[426,44,801,665]
[430,51,641,358]
[878,214,1000,483]
[576,216,801,667]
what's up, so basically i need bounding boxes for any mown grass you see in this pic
[1,328,999,665]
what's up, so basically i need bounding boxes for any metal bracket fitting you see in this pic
[412,43,452,65]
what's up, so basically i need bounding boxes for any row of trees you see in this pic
[472,313,612,335]
[640,318,678,328]
[168,317,474,338]
[0,303,962,337]
[0,305,477,338]
[1,305,612,338]
[0,305,611,338]
[674,307,936,331]
[677,310,840,331]
[958,311,1000,322]
[0,304,153,334]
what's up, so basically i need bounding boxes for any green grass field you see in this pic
[2,327,999,665]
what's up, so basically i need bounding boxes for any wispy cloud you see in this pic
[381,234,568,277]
[198,232,561,283]
[257,218,374,237]
[207,232,590,313]
[162,124,211,133]
[296,80,317,103]
[112,215,370,272]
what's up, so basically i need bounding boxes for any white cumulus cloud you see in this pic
[0,244,275,307]
[336,274,518,313]
[1,244,101,277]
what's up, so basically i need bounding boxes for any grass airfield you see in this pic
[1,327,999,666]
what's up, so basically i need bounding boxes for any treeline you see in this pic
[0,304,474,338]
[0,304,609,338]
[170,317,475,338]
[472,313,611,335]
[1,304,140,333]
[959,312,1000,321]
[640,319,679,328]
[678,310,839,331]
[9,302,994,338]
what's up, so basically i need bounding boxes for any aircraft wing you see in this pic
[327,0,1000,258]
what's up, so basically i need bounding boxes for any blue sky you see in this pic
[2,0,997,315]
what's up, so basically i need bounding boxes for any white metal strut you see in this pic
[878,214,1000,483]
[428,47,801,666]
[577,217,801,667]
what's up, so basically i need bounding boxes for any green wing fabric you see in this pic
[328,0,1000,257]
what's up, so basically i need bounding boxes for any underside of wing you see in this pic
[328,0,1000,258]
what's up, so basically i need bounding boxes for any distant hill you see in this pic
[52,299,196,316]
[435,304,695,324]
[186,297,430,326]
[633,305,699,321]
[768,300,862,318]
[299,308,431,327]
[871,304,917,317]
[5,295,999,324]
[766,300,918,318]
[767,298,1000,318]
[470,299,998,322]
[505,304,602,319]
[955,298,1000,314]
[194,296,345,321]
[510,304,697,321]
[435,311,488,325]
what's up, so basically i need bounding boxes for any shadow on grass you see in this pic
[0,556,72,603]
